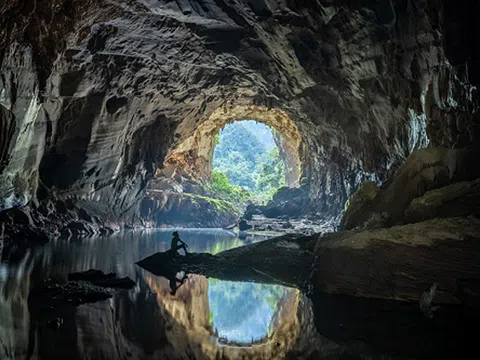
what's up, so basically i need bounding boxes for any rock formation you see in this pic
[1,0,478,235]
[1,2,480,354]
[341,147,480,229]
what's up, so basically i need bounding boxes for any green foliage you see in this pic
[204,170,252,206]
[209,311,214,327]
[213,122,267,190]
[212,121,286,204]
[255,148,285,202]
[184,192,241,215]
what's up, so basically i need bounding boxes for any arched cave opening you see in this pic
[2,1,480,358]
[140,106,305,229]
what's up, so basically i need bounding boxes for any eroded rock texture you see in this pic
[1,0,479,231]
[341,147,480,229]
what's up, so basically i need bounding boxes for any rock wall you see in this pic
[0,0,479,230]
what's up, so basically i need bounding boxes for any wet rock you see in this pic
[29,270,136,311]
[243,203,263,221]
[28,279,114,310]
[0,198,121,248]
[140,191,239,228]
[67,221,92,234]
[68,269,136,289]
[238,215,336,236]
[263,187,309,218]
[137,233,312,289]
[239,187,311,227]
[238,219,252,231]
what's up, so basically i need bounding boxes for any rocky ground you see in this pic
[137,233,313,289]
[28,269,136,311]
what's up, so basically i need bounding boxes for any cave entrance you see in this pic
[143,105,303,228]
[212,120,289,205]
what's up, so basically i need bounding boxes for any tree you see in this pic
[212,121,286,203]
[256,148,285,199]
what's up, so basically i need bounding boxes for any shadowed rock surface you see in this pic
[314,216,480,304]
[28,270,136,311]
[341,147,480,230]
[1,0,479,237]
[405,178,480,222]
[137,233,313,288]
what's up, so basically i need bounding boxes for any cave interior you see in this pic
[1,0,480,359]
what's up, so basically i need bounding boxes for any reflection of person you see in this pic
[171,231,189,256]
[169,272,188,296]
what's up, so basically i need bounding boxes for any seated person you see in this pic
[171,231,189,256]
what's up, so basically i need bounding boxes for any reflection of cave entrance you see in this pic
[208,279,295,345]
[212,120,293,204]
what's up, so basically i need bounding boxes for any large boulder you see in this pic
[340,181,380,230]
[341,147,480,230]
[262,187,309,218]
[314,216,480,304]
[405,178,480,222]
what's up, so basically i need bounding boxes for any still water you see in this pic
[1,229,471,360]
[0,229,315,360]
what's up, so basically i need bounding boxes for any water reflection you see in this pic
[0,229,308,360]
[208,280,288,344]
[2,229,461,359]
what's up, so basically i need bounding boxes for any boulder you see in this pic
[140,192,240,228]
[341,147,480,230]
[238,219,252,231]
[313,216,480,304]
[243,203,263,220]
[405,178,480,222]
[340,181,379,230]
[262,187,309,218]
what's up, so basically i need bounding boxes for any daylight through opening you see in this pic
[212,120,286,204]
[142,106,304,228]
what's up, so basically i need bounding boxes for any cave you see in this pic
[141,107,303,228]
[1,0,480,359]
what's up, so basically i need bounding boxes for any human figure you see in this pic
[168,271,188,296]
[171,231,189,256]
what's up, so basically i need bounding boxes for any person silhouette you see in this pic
[171,231,189,256]
[168,271,188,296]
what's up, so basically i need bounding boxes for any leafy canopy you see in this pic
[211,121,285,204]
